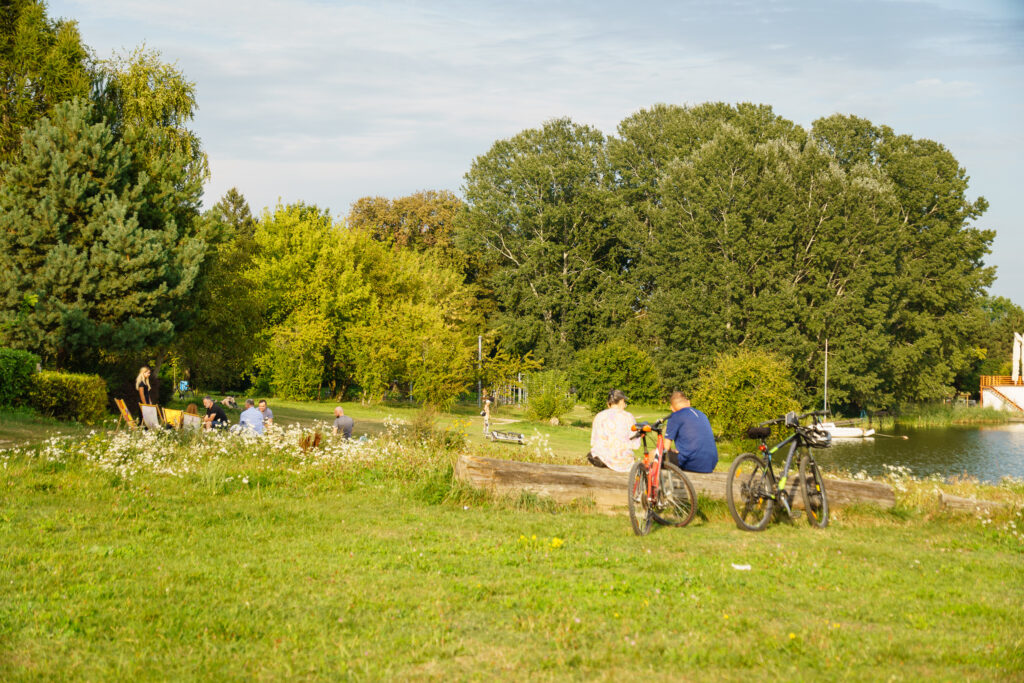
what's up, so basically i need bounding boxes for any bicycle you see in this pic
[726,410,831,532]
[627,417,698,536]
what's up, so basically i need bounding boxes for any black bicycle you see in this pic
[726,410,831,531]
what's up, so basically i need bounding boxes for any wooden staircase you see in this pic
[983,386,1024,413]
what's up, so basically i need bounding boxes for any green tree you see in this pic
[171,188,259,390]
[0,0,92,165]
[347,190,469,272]
[459,118,635,362]
[571,340,662,413]
[0,98,207,368]
[525,369,575,422]
[691,349,800,438]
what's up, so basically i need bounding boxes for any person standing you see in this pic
[587,389,639,471]
[135,366,153,405]
[481,393,492,435]
[664,391,718,473]
[238,399,264,435]
[332,406,354,439]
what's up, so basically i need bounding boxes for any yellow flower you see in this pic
[550,537,564,549]
[789,633,796,639]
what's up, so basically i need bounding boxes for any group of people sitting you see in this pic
[134,365,354,438]
[588,389,718,473]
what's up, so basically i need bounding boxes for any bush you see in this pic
[29,371,108,424]
[0,348,39,407]
[525,370,575,422]
[571,341,662,413]
[691,349,800,438]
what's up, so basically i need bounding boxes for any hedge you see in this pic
[29,371,108,425]
[0,348,40,407]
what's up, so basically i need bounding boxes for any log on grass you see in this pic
[938,491,1009,513]
[454,455,896,513]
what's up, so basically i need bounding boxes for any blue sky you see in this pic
[50,0,1024,305]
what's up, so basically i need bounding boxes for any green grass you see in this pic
[1,430,1023,680]
[0,407,108,449]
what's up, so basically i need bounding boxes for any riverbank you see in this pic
[1,429,1021,680]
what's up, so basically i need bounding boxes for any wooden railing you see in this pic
[980,375,1023,388]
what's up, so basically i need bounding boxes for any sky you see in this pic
[50,0,1024,305]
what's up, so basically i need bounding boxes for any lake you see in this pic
[812,422,1024,483]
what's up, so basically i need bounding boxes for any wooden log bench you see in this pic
[454,455,896,514]
[938,491,1010,513]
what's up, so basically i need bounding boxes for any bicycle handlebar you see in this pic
[757,410,830,428]
[630,416,671,438]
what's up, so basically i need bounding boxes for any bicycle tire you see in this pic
[627,461,652,536]
[652,462,697,527]
[799,452,829,528]
[727,453,774,531]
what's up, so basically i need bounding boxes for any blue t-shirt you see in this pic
[665,407,718,473]
[239,407,265,435]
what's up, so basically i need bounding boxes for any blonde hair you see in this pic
[135,366,151,389]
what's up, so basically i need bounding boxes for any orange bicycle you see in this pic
[627,417,697,535]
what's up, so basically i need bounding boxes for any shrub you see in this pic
[29,371,108,424]
[691,349,800,438]
[0,348,40,407]
[525,370,575,422]
[571,341,662,413]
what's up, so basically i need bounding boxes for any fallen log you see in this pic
[938,491,1009,513]
[454,455,895,513]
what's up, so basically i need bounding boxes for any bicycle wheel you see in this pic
[727,453,774,531]
[652,462,697,527]
[627,461,652,536]
[799,452,829,528]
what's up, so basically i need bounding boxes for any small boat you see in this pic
[817,422,875,439]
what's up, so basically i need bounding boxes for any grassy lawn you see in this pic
[1,433,1022,680]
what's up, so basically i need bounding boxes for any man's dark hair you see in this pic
[203,396,213,403]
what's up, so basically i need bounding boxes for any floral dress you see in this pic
[590,407,639,472]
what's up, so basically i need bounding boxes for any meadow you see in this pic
[1,409,1023,680]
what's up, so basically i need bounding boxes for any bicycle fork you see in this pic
[764,441,799,516]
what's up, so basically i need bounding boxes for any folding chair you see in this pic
[162,408,184,429]
[181,412,203,431]
[139,403,163,430]
[114,398,138,430]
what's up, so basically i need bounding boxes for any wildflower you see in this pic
[789,633,796,639]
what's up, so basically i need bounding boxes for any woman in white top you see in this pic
[588,389,639,472]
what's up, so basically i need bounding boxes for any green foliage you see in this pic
[459,118,635,362]
[691,348,800,438]
[29,369,107,424]
[0,97,207,369]
[172,188,260,390]
[347,190,470,273]
[0,347,39,406]
[524,369,575,422]
[571,340,662,413]
[0,0,92,165]
[250,203,480,406]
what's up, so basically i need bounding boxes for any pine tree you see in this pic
[0,98,207,368]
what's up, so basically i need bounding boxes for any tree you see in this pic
[346,190,468,271]
[0,98,207,369]
[171,188,259,389]
[0,0,92,165]
[459,118,636,363]
[571,340,662,413]
[691,349,800,438]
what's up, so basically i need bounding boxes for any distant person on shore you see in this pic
[664,391,718,473]
[258,399,274,426]
[202,396,229,430]
[481,393,492,435]
[332,406,354,439]
[135,366,153,405]
[587,389,639,471]
[238,398,264,436]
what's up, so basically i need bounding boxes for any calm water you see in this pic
[811,422,1024,483]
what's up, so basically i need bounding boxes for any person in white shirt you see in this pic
[587,389,639,471]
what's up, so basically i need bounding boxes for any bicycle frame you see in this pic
[751,410,827,514]
[632,419,669,503]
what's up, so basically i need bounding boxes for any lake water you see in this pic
[811,422,1024,484]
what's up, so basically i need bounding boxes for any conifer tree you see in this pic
[0,98,206,368]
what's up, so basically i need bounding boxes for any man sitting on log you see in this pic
[664,391,718,473]
[587,389,639,471]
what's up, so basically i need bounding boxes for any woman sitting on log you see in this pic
[587,389,639,471]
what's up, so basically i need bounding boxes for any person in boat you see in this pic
[587,389,639,471]
[664,391,718,473]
